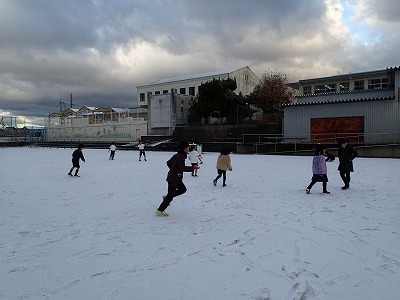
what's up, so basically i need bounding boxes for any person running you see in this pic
[68,143,85,177]
[306,145,330,194]
[108,143,117,160]
[338,139,358,190]
[188,145,202,176]
[213,147,232,187]
[138,140,147,161]
[156,141,199,217]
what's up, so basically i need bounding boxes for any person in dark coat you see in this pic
[156,141,198,216]
[337,139,358,190]
[68,143,85,177]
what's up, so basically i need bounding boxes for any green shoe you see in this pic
[156,210,169,217]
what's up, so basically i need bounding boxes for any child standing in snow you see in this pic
[337,139,357,190]
[108,143,117,160]
[156,141,199,217]
[213,147,232,187]
[68,143,85,177]
[188,145,202,176]
[138,140,147,161]
[306,146,330,194]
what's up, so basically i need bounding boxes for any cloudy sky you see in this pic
[0,0,399,127]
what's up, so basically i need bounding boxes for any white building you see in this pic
[47,106,148,142]
[284,66,400,144]
[147,90,194,136]
[136,66,259,107]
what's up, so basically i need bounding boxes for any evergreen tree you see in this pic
[192,78,238,123]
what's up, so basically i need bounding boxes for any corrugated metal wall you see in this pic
[284,99,400,143]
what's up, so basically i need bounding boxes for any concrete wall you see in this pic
[354,144,400,158]
[173,124,282,143]
[236,143,400,158]
[47,117,147,142]
[147,92,194,136]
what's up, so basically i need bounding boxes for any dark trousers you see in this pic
[214,169,226,185]
[139,150,146,160]
[68,160,80,175]
[158,182,187,212]
[307,180,328,192]
[109,150,115,160]
[340,171,351,187]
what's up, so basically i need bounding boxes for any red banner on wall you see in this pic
[310,116,364,143]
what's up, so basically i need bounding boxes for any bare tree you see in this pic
[247,70,295,114]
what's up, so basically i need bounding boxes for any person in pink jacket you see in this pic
[306,146,330,194]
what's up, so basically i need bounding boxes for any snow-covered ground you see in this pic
[1,147,399,300]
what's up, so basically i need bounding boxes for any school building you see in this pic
[284,66,400,144]
[136,66,259,107]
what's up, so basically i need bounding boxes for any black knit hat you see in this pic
[177,141,189,153]
[220,147,230,155]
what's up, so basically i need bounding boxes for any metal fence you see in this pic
[242,132,400,145]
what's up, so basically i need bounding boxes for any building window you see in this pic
[315,85,325,94]
[189,86,195,96]
[315,84,335,93]
[325,83,336,92]
[303,86,311,95]
[244,74,249,81]
[155,91,160,95]
[368,78,388,89]
[339,82,349,92]
[354,80,365,91]
[179,88,186,94]
[163,90,168,94]
[139,93,145,102]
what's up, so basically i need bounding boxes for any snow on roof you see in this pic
[284,96,395,107]
[289,65,400,87]
[109,108,128,113]
[78,106,97,112]
[49,106,130,117]
[143,67,244,86]
[65,108,79,112]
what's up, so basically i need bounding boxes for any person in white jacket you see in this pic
[138,140,147,161]
[108,143,117,160]
[188,145,202,176]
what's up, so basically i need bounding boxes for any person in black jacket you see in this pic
[338,139,358,190]
[156,141,199,216]
[68,143,85,177]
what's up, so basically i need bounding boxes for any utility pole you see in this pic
[59,99,64,112]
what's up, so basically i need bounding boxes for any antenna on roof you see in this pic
[70,93,74,108]
[337,68,348,74]
[59,99,65,112]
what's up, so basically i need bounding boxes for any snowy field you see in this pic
[1,147,399,300]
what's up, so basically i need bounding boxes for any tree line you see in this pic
[189,70,295,125]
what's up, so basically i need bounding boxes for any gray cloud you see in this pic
[362,0,400,23]
[0,0,398,126]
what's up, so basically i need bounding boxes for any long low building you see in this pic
[47,106,148,142]
[284,66,400,144]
